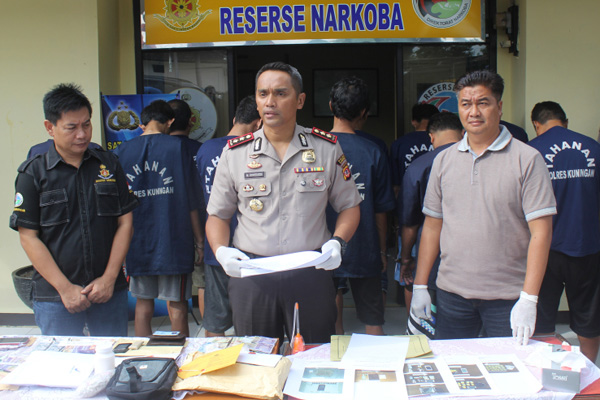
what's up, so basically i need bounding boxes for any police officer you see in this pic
[206,62,361,344]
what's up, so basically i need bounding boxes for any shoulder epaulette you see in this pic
[228,132,254,149]
[311,127,337,144]
[17,155,40,173]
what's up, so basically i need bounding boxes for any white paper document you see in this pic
[342,333,409,366]
[1,351,95,388]
[240,250,332,277]
[284,358,355,400]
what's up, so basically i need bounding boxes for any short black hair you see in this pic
[427,112,463,134]
[141,100,175,126]
[455,70,504,102]
[412,103,439,123]
[329,76,370,121]
[255,62,303,95]
[167,99,192,132]
[235,95,260,124]
[531,101,568,125]
[43,83,92,124]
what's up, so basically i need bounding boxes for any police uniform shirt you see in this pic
[325,132,395,277]
[207,125,362,257]
[529,125,600,256]
[114,134,197,276]
[10,145,138,301]
[196,135,238,265]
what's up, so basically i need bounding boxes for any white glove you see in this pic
[215,246,249,278]
[410,285,432,321]
[315,239,342,270]
[510,291,538,346]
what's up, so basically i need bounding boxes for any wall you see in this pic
[0,0,136,315]
[498,0,600,139]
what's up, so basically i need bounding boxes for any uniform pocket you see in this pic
[39,189,69,226]
[294,174,328,216]
[95,182,122,216]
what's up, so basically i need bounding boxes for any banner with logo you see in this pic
[143,0,483,49]
[102,93,178,151]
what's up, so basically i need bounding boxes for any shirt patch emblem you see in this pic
[98,164,114,180]
[242,184,254,192]
[337,154,346,166]
[312,179,324,187]
[14,193,23,207]
[299,133,308,147]
[244,171,265,179]
[254,137,262,152]
[294,167,324,173]
[342,164,351,180]
[302,150,316,163]
[247,160,262,169]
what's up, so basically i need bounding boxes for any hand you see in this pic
[510,291,538,346]
[400,258,415,285]
[216,246,249,278]
[81,276,115,303]
[59,283,91,313]
[410,285,432,321]
[315,239,342,270]
[194,245,204,266]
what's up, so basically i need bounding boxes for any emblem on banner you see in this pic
[413,0,471,29]
[107,102,140,131]
[154,0,212,33]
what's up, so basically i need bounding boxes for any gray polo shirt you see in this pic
[423,126,556,300]
[207,125,361,257]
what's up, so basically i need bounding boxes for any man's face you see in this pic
[256,70,305,130]
[44,107,92,161]
[457,85,502,137]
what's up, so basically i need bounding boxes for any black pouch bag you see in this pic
[106,357,178,400]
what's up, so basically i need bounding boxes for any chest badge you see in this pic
[247,160,262,169]
[249,198,264,212]
[312,179,324,187]
[98,164,114,180]
[259,184,267,192]
[302,150,316,163]
[243,184,254,192]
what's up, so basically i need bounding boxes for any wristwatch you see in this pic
[331,236,347,256]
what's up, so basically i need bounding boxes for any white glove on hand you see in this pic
[410,285,432,321]
[215,246,249,278]
[315,239,342,270]
[510,291,538,346]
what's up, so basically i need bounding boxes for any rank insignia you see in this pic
[298,133,308,147]
[312,179,324,187]
[98,164,113,180]
[228,133,254,149]
[259,184,267,191]
[302,150,316,163]
[336,154,346,166]
[294,167,325,173]
[249,198,264,212]
[247,160,262,169]
[254,137,262,152]
[243,184,254,192]
[311,127,337,144]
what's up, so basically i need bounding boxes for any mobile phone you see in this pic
[153,330,181,337]
[113,343,132,353]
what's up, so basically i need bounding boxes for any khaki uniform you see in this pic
[207,124,361,343]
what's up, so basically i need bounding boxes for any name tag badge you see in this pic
[244,172,265,179]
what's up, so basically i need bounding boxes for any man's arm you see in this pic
[413,216,442,286]
[190,209,205,264]
[18,227,91,313]
[332,205,360,242]
[523,215,553,295]
[375,212,387,271]
[81,212,134,303]
[400,224,419,285]
[206,215,232,255]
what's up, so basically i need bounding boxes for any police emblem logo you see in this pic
[243,184,254,192]
[247,160,262,169]
[107,101,140,131]
[302,150,316,163]
[413,0,472,29]
[418,82,458,113]
[98,164,114,180]
[298,133,308,147]
[153,0,212,33]
[14,193,23,207]
[342,164,351,181]
[312,179,324,187]
[259,184,267,191]
[249,198,264,212]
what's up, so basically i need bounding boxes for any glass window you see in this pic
[401,44,489,134]
[142,49,229,141]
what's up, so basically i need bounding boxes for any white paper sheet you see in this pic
[237,352,282,368]
[341,334,409,366]
[240,250,332,277]
[284,358,354,400]
[1,351,95,388]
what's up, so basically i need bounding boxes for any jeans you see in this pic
[435,288,516,339]
[34,289,128,336]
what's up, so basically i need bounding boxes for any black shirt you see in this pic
[10,145,138,301]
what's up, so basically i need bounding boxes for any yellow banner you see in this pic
[143,0,483,47]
